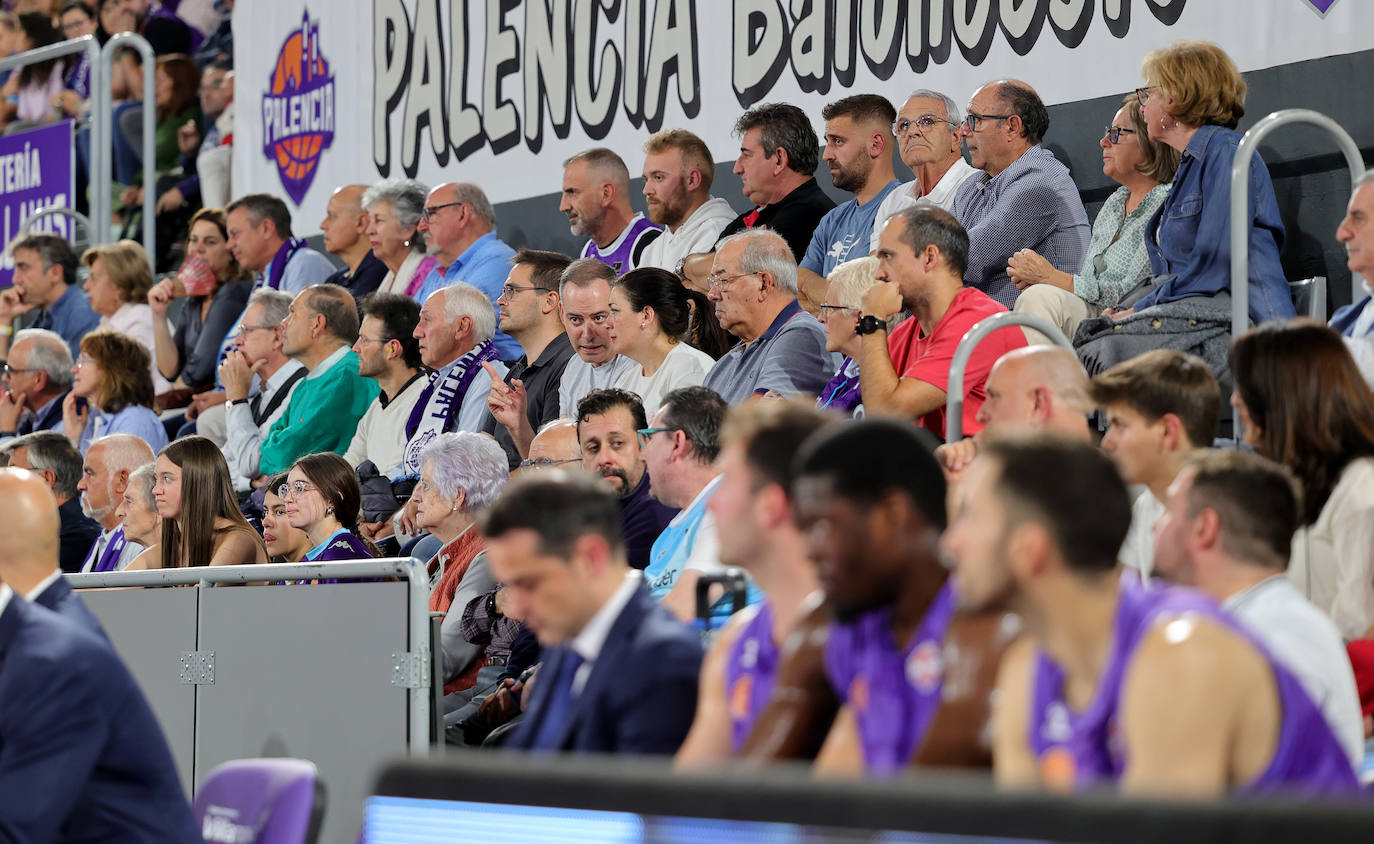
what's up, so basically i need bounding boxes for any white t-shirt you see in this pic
[1289,457,1374,640]
[1119,489,1164,581]
[1223,575,1366,770]
[558,354,639,417]
[614,342,715,419]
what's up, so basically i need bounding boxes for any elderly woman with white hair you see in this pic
[412,430,511,696]
[362,177,438,299]
[815,256,901,417]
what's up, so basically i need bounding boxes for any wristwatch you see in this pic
[855,315,887,336]
[230,398,250,407]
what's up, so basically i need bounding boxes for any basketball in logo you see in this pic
[261,10,336,204]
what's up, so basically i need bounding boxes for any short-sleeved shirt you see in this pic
[703,300,833,404]
[870,158,980,250]
[801,180,900,276]
[886,287,1026,439]
[558,354,639,417]
[580,214,662,274]
[716,179,837,262]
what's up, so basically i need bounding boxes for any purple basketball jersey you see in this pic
[580,214,662,274]
[724,601,778,752]
[823,582,956,773]
[1028,580,1357,795]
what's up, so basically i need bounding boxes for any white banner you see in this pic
[234,0,1373,234]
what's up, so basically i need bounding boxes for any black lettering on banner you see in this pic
[1047,0,1093,49]
[449,0,486,160]
[623,0,646,127]
[1146,0,1186,25]
[642,0,700,129]
[906,0,953,74]
[523,0,573,153]
[372,0,412,176]
[832,0,857,88]
[401,0,450,176]
[858,0,901,79]
[1103,0,1131,39]
[999,0,1048,56]
[574,0,623,138]
[484,0,523,154]
[790,0,830,94]
[953,0,998,66]
[733,0,790,107]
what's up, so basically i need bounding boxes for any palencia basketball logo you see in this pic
[261,10,335,205]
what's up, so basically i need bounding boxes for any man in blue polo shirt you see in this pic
[413,182,520,360]
[703,230,833,404]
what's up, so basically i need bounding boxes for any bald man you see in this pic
[0,468,103,636]
[0,471,199,841]
[321,184,388,298]
[524,419,581,470]
[935,346,1092,487]
[77,434,155,574]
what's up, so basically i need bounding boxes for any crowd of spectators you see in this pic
[7,33,1374,839]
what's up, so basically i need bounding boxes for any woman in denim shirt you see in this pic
[1126,41,1296,325]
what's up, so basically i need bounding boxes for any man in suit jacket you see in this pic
[0,469,198,842]
[482,470,703,755]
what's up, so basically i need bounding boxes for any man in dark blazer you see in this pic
[0,468,198,842]
[483,470,703,755]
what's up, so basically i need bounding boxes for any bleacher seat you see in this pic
[1290,276,1328,321]
[194,758,325,844]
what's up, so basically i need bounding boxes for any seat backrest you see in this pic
[1290,276,1328,321]
[195,758,325,844]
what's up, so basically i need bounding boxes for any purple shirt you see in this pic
[1028,580,1357,795]
[823,582,957,773]
[724,600,778,752]
[580,214,662,274]
[304,529,374,563]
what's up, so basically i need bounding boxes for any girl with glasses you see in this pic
[260,472,313,563]
[283,452,378,563]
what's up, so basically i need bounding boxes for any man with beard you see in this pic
[560,148,662,273]
[943,435,1357,795]
[637,130,738,273]
[75,434,154,574]
[795,95,901,312]
[675,401,830,767]
[575,389,677,571]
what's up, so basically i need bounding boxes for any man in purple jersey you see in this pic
[560,148,662,274]
[675,401,832,768]
[943,434,1357,796]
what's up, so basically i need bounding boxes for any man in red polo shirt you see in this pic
[857,205,1025,439]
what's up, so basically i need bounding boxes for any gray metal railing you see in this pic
[1230,109,1366,339]
[67,557,434,756]
[945,312,1074,443]
[19,206,92,250]
[93,32,155,262]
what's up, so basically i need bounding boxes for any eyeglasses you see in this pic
[636,427,679,447]
[354,334,391,345]
[501,283,553,299]
[817,304,854,315]
[1,363,36,376]
[963,112,1012,132]
[517,456,583,469]
[75,355,95,368]
[706,271,757,291]
[279,481,319,499]
[1104,125,1137,145]
[236,324,277,338]
[892,114,957,136]
[1135,87,1156,106]
[421,201,463,221]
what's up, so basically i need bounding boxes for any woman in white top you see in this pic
[82,240,172,394]
[606,267,716,418]
[362,178,438,299]
[1231,320,1374,640]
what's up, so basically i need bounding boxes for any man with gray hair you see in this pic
[214,288,307,489]
[3,431,100,573]
[258,285,380,477]
[702,229,831,403]
[0,328,74,444]
[716,103,836,261]
[0,234,100,360]
[870,89,979,249]
[1330,169,1374,386]
[413,182,520,359]
[561,147,662,274]
[320,184,389,298]
[77,433,155,573]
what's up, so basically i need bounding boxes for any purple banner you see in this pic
[0,120,75,288]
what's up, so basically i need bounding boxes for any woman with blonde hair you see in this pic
[152,436,267,568]
[82,239,171,394]
[815,256,899,416]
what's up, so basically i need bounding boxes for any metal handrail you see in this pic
[0,35,101,241]
[67,557,433,755]
[94,32,155,263]
[945,312,1074,443]
[19,206,93,247]
[1230,109,1366,338]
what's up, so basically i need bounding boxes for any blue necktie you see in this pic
[529,651,585,751]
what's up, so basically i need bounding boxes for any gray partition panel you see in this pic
[195,582,411,844]
[80,588,198,797]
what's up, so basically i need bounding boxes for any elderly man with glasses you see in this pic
[702,229,833,404]
[950,80,1090,309]
[412,182,521,360]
